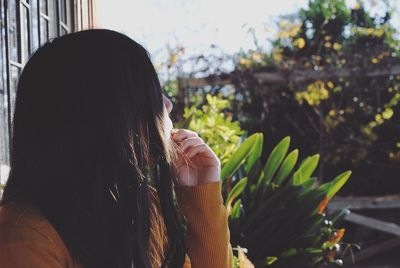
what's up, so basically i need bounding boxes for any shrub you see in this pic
[181,94,352,267]
[224,134,351,267]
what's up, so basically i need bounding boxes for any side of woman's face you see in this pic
[162,94,173,114]
[162,94,174,138]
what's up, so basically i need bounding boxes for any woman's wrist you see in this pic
[174,181,223,213]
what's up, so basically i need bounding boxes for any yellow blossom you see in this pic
[294,38,306,49]
[279,20,287,28]
[169,54,178,65]
[239,58,252,68]
[289,25,301,37]
[327,81,335,88]
[382,108,394,120]
[378,53,386,59]
[296,80,330,106]
[371,58,379,64]
[272,48,283,62]
[324,42,332,48]
[333,42,342,50]
[375,114,384,124]
[369,121,377,128]
[251,52,263,62]
[277,22,301,39]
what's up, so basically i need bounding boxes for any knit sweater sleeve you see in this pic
[0,224,69,268]
[175,181,233,268]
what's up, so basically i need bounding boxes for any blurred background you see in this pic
[96,1,400,267]
[1,0,400,267]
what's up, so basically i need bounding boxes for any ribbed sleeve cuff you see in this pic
[174,181,223,212]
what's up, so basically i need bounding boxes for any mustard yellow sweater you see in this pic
[0,181,233,267]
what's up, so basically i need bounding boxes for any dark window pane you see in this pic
[21,6,30,63]
[10,66,21,122]
[40,17,49,44]
[40,0,48,15]
[60,0,67,24]
[29,0,40,52]
[48,0,58,39]
[66,0,71,27]
[8,0,19,62]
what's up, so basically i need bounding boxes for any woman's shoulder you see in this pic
[0,201,60,248]
[0,201,80,267]
[0,201,56,239]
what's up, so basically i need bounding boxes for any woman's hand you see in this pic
[170,128,221,186]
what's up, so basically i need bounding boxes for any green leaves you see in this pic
[327,171,352,199]
[184,128,351,267]
[290,154,320,186]
[257,136,291,187]
[181,93,246,167]
[225,177,248,208]
[221,133,260,182]
[220,134,351,268]
[230,199,242,220]
[265,256,278,265]
[245,133,264,174]
[319,171,352,200]
[274,149,299,185]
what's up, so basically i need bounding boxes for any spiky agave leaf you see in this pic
[221,133,260,182]
[257,137,291,188]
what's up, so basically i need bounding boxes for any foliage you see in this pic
[222,133,351,268]
[162,1,399,265]
[174,93,246,165]
[229,0,400,196]
[180,93,352,267]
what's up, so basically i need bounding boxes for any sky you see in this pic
[96,0,400,74]
[96,0,308,63]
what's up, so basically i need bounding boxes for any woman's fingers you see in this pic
[172,129,203,156]
[171,127,218,160]
[179,137,203,153]
[186,143,209,158]
[171,129,198,143]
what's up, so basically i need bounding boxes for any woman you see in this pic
[0,29,232,268]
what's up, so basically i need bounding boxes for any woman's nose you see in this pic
[163,94,173,114]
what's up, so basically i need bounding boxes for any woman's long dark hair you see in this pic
[1,29,186,268]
